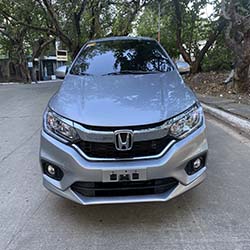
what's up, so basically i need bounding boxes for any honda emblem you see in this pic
[114,130,134,151]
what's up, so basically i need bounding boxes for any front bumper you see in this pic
[39,123,208,205]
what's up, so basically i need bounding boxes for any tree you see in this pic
[30,36,55,82]
[0,0,153,59]
[136,0,227,73]
[29,0,87,58]
[172,0,226,74]
[136,1,179,58]
[0,26,31,83]
[202,33,233,72]
[222,0,250,92]
[0,1,33,83]
[110,0,152,36]
[0,0,87,58]
[0,0,236,84]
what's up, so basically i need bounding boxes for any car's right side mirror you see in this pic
[176,61,190,74]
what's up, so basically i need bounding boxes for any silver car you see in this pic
[40,37,208,205]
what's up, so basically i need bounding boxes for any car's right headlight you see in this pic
[44,108,79,142]
[168,104,203,139]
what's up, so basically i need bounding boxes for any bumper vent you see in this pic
[71,178,178,197]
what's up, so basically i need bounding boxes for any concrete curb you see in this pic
[34,79,63,84]
[0,80,62,85]
[0,82,20,85]
[202,103,250,134]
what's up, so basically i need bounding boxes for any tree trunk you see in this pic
[31,65,37,83]
[190,61,202,74]
[172,0,225,74]
[71,45,81,60]
[31,37,55,83]
[18,48,31,83]
[89,5,96,39]
[234,63,250,92]
[19,62,31,83]
[222,0,250,93]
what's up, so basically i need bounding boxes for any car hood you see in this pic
[49,72,197,127]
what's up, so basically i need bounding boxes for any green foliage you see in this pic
[0,0,242,74]
[136,2,179,58]
[136,8,158,38]
[202,34,233,71]
[109,0,150,37]
[136,0,233,71]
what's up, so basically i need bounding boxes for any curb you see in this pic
[202,103,250,134]
[0,80,63,85]
[0,82,20,85]
[33,79,63,84]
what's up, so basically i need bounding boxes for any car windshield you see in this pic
[70,39,174,76]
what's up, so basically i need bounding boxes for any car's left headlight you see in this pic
[169,104,203,139]
[44,108,79,142]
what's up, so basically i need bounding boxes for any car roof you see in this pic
[87,36,157,44]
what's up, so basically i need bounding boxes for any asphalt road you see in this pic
[1,82,250,250]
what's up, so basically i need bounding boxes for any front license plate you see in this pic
[103,169,147,182]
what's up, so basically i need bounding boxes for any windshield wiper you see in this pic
[79,72,93,76]
[102,72,123,76]
[102,70,163,76]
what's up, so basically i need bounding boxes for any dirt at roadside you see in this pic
[184,71,250,105]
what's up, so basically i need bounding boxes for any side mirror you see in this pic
[176,61,190,74]
[55,65,68,79]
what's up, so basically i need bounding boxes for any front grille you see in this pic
[82,120,166,131]
[76,136,173,159]
[71,178,178,197]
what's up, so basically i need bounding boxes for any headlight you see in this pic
[169,105,202,139]
[44,108,79,142]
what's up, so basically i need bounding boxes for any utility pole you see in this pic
[157,0,161,42]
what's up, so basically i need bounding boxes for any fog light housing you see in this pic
[193,158,202,170]
[42,162,64,181]
[47,165,56,176]
[185,154,207,175]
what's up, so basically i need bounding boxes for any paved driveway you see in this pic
[0,83,250,250]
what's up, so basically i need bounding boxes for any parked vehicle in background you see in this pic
[40,36,208,205]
